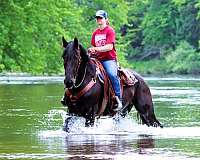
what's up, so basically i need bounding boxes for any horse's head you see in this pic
[62,37,89,88]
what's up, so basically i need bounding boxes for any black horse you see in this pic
[61,37,162,131]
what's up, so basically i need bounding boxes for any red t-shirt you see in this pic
[91,25,117,61]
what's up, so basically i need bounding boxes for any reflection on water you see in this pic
[0,76,200,159]
[38,113,200,159]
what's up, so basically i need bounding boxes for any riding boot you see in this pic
[113,96,123,111]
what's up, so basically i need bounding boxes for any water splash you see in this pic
[39,109,67,130]
[38,109,200,139]
[36,110,200,160]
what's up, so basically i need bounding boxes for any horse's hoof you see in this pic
[152,121,163,128]
[113,113,123,122]
[63,127,70,132]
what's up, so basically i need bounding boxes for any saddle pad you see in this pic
[119,68,138,86]
[97,68,138,87]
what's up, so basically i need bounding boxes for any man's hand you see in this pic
[88,47,99,58]
[88,44,114,58]
[88,47,98,53]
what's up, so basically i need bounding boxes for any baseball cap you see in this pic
[95,10,108,19]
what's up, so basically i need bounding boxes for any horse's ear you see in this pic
[73,37,79,49]
[62,36,68,48]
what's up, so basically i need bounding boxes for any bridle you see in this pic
[64,48,97,103]
[66,47,87,89]
[63,45,108,116]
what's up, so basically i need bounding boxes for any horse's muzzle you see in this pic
[64,79,74,89]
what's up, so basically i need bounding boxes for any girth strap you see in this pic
[65,78,96,101]
[90,58,109,116]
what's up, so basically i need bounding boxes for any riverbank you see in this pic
[129,59,200,75]
[1,72,200,84]
[0,73,64,84]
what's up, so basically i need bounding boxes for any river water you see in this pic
[0,76,200,160]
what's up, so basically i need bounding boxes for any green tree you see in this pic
[0,0,89,74]
[123,0,150,59]
[166,41,200,74]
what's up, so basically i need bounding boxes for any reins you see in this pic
[71,48,85,88]
[73,64,87,88]
[65,48,97,101]
[65,77,96,102]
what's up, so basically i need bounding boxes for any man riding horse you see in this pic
[60,10,162,131]
[88,10,122,112]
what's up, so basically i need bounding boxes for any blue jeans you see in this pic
[101,60,121,99]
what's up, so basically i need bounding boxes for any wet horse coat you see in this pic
[61,37,162,131]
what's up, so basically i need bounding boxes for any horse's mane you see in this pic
[79,43,90,62]
[79,43,97,77]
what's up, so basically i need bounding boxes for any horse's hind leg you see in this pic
[133,82,162,127]
[137,104,162,127]
[119,105,129,118]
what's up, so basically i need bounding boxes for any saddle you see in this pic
[90,58,138,116]
[118,68,138,86]
[93,60,138,87]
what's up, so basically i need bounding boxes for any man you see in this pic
[88,10,122,111]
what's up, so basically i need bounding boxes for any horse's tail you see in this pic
[131,69,163,127]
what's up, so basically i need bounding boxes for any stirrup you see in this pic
[113,96,123,112]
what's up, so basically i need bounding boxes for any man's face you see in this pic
[96,16,106,25]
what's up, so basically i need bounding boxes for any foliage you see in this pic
[124,0,150,59]
[0,0,200,75]
[126,0,200,63]
[0,0,86,74]
[130,59,169,75]
[196,0,200,19]
[142,1,175,46]
[0,0,129,74]
[166,41,200,74]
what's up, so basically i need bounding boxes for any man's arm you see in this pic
[88,44,113,53]
[95,44,113,52]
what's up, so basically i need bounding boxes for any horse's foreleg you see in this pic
[84,104,98,127]
[85,113,95,127]
[63,115,73,132]
[85,117,95,127]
